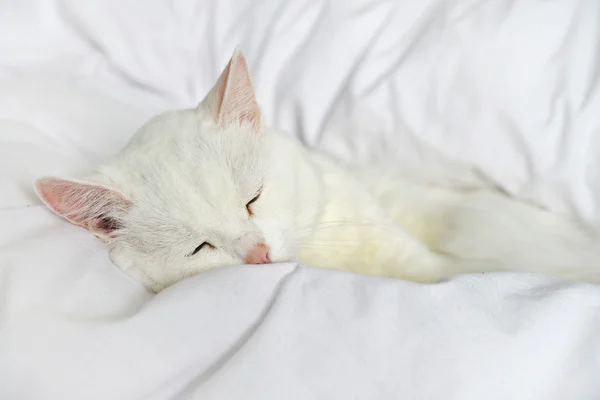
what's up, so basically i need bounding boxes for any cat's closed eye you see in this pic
[189,242,214,257]
[246,191,261,216]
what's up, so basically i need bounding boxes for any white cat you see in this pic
[35,49,600,292]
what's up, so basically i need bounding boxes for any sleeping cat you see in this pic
[35,49,600,292]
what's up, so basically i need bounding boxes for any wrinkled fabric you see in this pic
[1,0,600,399]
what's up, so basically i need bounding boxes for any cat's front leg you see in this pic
[299,221,452,283]
[355,226,452,282]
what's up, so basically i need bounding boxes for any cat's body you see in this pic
[35,49,600,292]
[297,144,600,284]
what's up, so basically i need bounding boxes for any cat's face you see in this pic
[34,49,322,292]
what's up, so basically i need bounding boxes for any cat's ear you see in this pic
[34,177,131,238]
[201,48,262,132]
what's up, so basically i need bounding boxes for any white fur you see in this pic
[36,50,600,292]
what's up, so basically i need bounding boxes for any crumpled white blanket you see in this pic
[1,0,600,399]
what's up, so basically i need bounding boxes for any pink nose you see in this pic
[245,243,271,264]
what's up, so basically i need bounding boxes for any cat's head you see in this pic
[34,49,322,292]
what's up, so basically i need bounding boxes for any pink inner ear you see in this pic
[35,177,130,236]
[218,52,261,131]
[203,48,262,132]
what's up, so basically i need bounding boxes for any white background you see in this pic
[1,1,600,399]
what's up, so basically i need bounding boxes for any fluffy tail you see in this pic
[437,191,600,283]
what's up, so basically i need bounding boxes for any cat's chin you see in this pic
[267,258,293,265]
[107,248,159,292]
[264,249,296,265]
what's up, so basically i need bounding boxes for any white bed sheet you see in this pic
[1,0,600,399]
